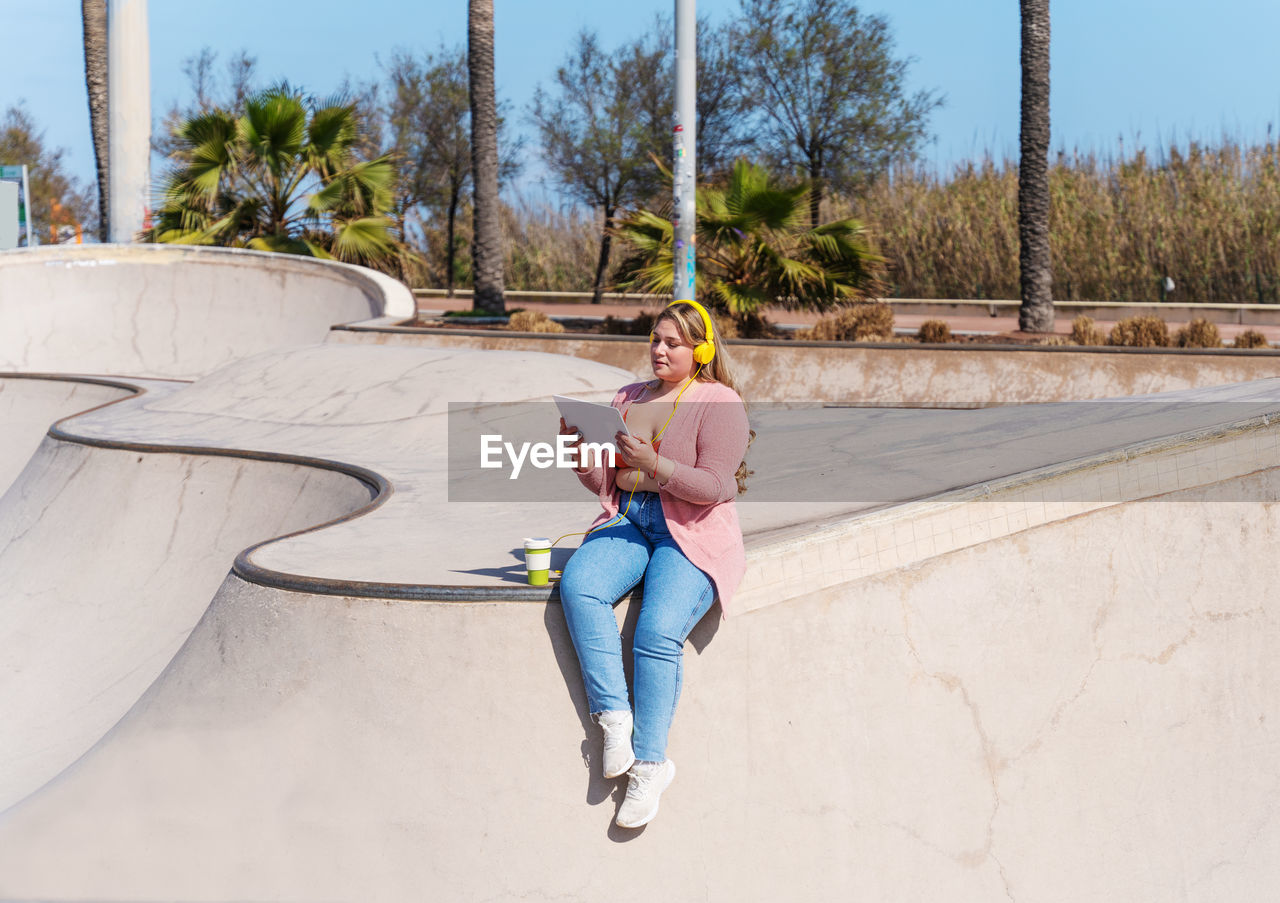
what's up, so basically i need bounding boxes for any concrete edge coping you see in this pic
[331,322,1280,357]
[747,413,1280,555]
[733,412,1280,615]
[408,287,1280,314]
[0,372,147,394]
[1,243,416,321]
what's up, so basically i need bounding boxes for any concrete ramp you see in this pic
[0,464,1276,900]
[0,433,374,814]
[0,244,414,378]
[0,376,135,493]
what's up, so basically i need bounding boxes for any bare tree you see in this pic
[1,105,97,240]
[1018,0,1053,332]
[385,47,520,296]
[693,19,750,182]
[531,30,668,304]
[636,16,750,183]
[81,0,108,241]
[468,0,505,314]
[736,0,940,224]
[153,49,259,160]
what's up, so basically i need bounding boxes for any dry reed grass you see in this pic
[403,195,600,291]
[1108,315,1170,347]
[1070,315,1106,345]
[506,310,565,333]
[1173,317,1223,348]
[1233,329,1272,349]
[917,319,951,343]
[799,303,895,341]
[418,138,1280,310]
[502,198,601,291]
[840,140,1280,303]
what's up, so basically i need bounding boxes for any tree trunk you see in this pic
[591,205,616,306]
[1018,0,1053,332]
[808,158,823,227]
[803,172,824,226]
[468,0,504,314]
[446,185,458,298]
[82,0,109,242]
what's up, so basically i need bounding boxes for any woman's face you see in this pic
[650,318,697,383]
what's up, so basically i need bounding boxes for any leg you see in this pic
[629,540,716,763]
[557,516,651,715]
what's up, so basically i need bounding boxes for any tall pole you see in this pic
[673,0,696,302]
[20,164,33,247]
[107,0,150,243]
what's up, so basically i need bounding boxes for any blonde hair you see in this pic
[651,303,754,493]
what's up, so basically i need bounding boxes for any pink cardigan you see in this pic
[574,380,751,617]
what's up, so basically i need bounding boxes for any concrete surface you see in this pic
[0,468,1277,901]
[333,325,1280,404]
[0,375,134,492]
[1,245,1279,901]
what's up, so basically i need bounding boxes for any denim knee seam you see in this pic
[668,582,714,728]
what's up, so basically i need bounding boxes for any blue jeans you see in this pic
[558,491,716,763]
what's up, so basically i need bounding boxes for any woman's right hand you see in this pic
[559,417,587,471]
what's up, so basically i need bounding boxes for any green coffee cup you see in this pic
[523,537,552,586]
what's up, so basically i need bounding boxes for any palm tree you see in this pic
[146,86,398,265]
[81,0,108,241]
[1018,0,1053,332]
[468,0,505,313]
[615,159,882,326]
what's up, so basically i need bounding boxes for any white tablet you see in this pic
[553,395,630,447]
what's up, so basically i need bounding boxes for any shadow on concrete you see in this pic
[450,546,579,584]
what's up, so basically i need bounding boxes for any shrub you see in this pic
[800,303,895,341]
[1107,315,1170,347]
[1233,328,1271,349]
[715,312,776,339]
[1070,315,1106,345]
[1173,317,1223,348]
[603,311,657,336]
[917,319,952,343]
[445,307,524,318]
[506,310,565,333]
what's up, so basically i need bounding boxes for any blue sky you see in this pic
[4,0,1280,201]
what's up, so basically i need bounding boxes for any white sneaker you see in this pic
[615,759,675,828]
[596,710,635,779]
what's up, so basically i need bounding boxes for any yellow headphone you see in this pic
[651,299,716,365]
[552,300,715,559]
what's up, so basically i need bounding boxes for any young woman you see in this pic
[556,300,751,829]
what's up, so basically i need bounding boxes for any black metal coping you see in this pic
[9,373,576,605]
[0,372,150,392]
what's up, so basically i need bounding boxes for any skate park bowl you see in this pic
[0,243,1278,901]
[0,243,414,378]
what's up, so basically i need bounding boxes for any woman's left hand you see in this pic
[615,431,659,473]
